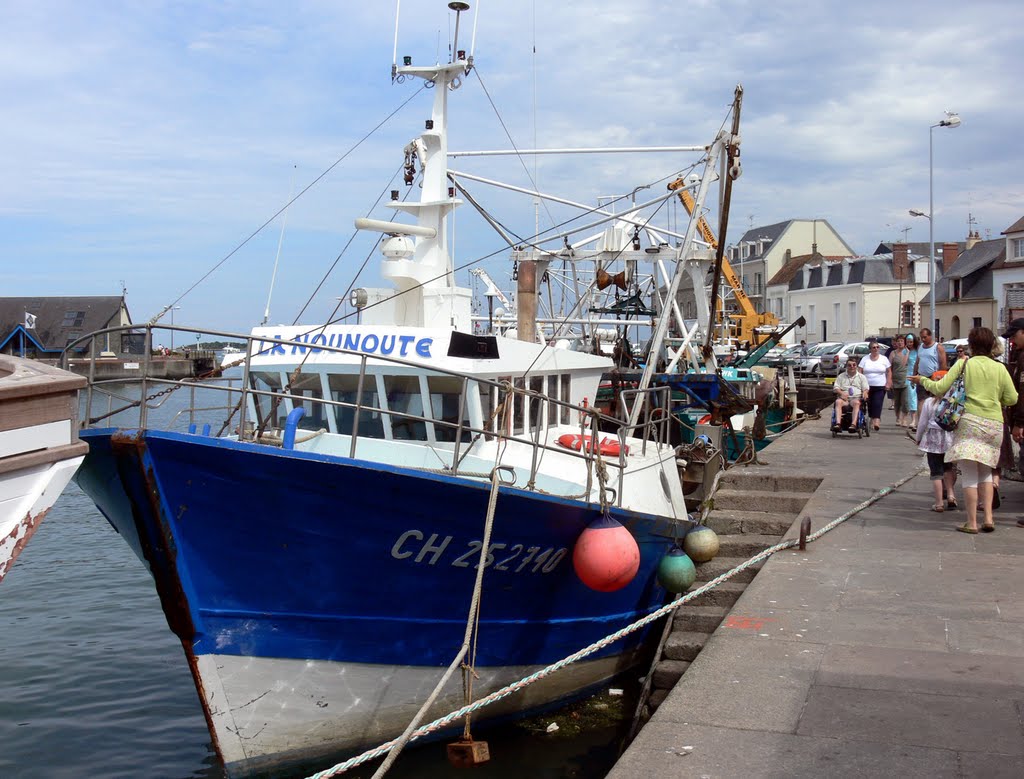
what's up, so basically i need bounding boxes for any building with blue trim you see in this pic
[0,296,133,358]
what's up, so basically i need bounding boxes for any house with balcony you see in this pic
[991,216,1024,329]
[771,245,931,344]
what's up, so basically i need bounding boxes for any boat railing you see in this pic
[65,325,676,506]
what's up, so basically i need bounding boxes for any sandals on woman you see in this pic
[956,524,978,534]
[946,498,958,509]
[982,523,995,533]
[931,504,945,512]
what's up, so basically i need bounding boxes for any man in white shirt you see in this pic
[833,358,869,431]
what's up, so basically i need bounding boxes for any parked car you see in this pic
[795,342,841,376]
[762,343,802,367]
[941,336,1008,365]
[820,341,876,377]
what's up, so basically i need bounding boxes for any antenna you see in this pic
[449,1,469,62]
[391,0,401,81]
[968,211,978,236]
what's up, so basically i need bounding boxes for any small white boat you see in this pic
[0,355,88,583]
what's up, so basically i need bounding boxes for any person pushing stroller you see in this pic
[833,357,869,433]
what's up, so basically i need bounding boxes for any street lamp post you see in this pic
[911,111,961,339]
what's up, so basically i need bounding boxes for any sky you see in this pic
[3,0,1022,334]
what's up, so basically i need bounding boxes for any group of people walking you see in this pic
[831,323,1024,534]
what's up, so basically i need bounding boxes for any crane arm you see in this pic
[469,268,512,309]
[669,179,757,319]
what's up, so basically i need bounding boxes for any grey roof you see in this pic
[0,296,129,352]
[873,241,963,257]
[1002,215,1024,235]
[788,253,929,292]
[736,220,790,246]
[944,238,1005,279]
[922,239,1005,304]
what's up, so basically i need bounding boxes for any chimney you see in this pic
[784,248,792,263]
[893,243,909,282]
[942,242,959,273]
[841,256,852,285]
[966,230,981,250]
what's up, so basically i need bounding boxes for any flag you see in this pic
[24,312,37,330]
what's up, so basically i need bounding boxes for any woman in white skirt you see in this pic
[911,327,1018,533]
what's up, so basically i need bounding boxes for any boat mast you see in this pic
[354,2,474,330]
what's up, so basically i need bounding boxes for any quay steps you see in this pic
[636,469,822,728]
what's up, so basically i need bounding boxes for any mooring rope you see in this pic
[364,467,509,779]
[306,466,924,778]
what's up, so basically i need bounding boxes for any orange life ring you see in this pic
[696,414,712,425]
[557,433,628,456]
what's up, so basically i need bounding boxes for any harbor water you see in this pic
[0,381,642,779]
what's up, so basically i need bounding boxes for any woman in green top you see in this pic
[910,327,1018,533]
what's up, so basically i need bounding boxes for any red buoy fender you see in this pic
[572,514,640,592]
[556,433,628,456]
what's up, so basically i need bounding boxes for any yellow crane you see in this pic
[668,178,778,347]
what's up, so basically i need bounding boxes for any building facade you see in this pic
[771,245,931,343]
[0,296,133,358]
[992,216,1024,330]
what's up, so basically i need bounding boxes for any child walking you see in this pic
[916,384,957,511]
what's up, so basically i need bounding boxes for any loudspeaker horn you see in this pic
[596,268,629,291]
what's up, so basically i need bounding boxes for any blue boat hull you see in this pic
[75,428,677,775]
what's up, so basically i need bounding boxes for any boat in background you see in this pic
[0,355,87,583]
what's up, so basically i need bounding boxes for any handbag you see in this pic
[934,359,968,432]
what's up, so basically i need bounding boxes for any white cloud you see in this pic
[1,0,1021,328]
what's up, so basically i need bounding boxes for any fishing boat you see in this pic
[68,5,753,776]
[0,355,87,583]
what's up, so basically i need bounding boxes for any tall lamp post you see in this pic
[910,111,961,339]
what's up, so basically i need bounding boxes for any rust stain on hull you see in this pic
[0,506,51,584]
[108,430,227,764]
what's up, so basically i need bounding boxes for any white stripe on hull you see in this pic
[195,650,642,777]
[0,457,84,582]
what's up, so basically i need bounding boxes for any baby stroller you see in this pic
[830,400,869,438]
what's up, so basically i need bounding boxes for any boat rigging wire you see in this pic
[306,467,925,778]
[263,164,297,326]
[473,68,557,232]
[148,84,426,326]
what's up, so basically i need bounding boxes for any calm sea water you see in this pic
[0,378,638,778]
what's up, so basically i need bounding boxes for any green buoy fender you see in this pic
[683,526,720,563]
[656,546,696,592]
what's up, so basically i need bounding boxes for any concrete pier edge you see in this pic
[611,413,1024,778]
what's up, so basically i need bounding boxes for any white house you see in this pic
[770,245,931,343]
[723,219,856,312]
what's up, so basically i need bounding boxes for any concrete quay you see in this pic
[612,413,1024,778]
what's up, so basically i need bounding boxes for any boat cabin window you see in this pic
[290,372,327,431]
[384,375,428,440]
[249,371,283,429]
[426,375,471,442]
[512,377,525,435]
[494,373,570,435]
[528,376,544,430]
[329,373,384,439]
